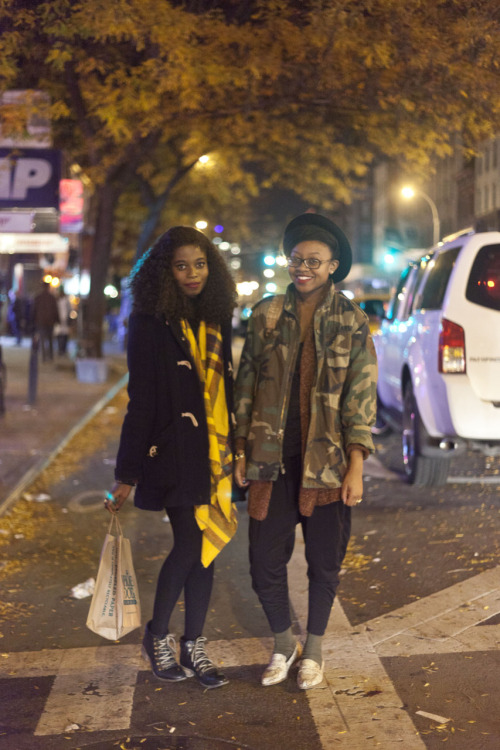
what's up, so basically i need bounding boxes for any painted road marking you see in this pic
[363,454,400,481]
[34,647,139,736]
[0,639,273,681]
[363,565,500,657]
[364,454,500,486]
[446,475,500,485]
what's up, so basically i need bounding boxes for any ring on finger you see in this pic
[104,492,117,508]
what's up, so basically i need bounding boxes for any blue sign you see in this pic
[0,147,61,209]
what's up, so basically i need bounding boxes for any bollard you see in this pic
[28,335,39,405]
[0,344,6,416]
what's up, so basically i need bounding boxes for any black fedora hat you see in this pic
[283,213,352,283]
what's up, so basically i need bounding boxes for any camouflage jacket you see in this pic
[234,283,377,487]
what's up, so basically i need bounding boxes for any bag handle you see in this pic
[107,512,123,538]
[106,512,123,639]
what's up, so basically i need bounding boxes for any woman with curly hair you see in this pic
[105,225,237,690]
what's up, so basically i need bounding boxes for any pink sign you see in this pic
[59,178,83,233]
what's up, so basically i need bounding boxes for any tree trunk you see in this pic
[134,198,164,261]
[84,182,121,358]
[134,158,200,261]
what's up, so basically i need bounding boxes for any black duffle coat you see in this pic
[115,312,234,511]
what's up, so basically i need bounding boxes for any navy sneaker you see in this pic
[142,621,186,681]
[180,636,229,689]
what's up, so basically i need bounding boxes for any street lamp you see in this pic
[401,186,440,246]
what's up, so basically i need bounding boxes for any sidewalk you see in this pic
[0,335,128,516]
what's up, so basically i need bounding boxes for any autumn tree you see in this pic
[1,0,499,355]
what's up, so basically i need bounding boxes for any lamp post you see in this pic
[401,186,440,246]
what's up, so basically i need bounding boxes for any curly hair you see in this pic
[129,226,237,324]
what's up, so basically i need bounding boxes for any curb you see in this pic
[0,372,129,518]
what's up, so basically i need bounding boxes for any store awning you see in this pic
[0,232,69,254]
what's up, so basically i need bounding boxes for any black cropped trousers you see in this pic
[249,457,351,636]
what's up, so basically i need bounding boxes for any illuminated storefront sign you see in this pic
[0,147,61,209]
[59,178,84,233]
[0,232,68,254]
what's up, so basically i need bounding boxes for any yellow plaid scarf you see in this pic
[181,319,237,567]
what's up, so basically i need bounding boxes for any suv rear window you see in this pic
[416,247,461,311]
[466,244,500,311]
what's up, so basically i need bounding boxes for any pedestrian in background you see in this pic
[54,287,71,355]
[106,226,237,690]
[8,290,24,345]
[234,213,377,690]
[33,281,59,361]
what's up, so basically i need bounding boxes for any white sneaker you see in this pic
[297,659,325,690]
[261,642,302,686]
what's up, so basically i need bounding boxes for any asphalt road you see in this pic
[0,390,499,750]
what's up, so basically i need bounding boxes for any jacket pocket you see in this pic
[142,426,176,488]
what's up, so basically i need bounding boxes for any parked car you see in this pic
[374,230,500,485]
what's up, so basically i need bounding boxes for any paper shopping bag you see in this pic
[86,514,141,640]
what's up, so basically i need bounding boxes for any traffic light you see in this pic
[383,250,396,267]
[382,246,400,269]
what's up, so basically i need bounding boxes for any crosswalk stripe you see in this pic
[363,454,400,481]
[34,646,140,736]
[373,621,500,657]
[363,566,500,646]
[0,640,275,681]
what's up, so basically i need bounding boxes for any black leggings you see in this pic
[151,506,214,641]
[249,457,351,636]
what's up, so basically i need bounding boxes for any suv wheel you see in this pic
[402,381,449,486]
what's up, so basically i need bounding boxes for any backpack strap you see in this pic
[263,294,285,338]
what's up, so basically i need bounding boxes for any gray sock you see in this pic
[273,627,296,659]
[302,632,323,666]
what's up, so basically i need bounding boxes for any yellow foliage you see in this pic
[1,0,498,188]
[1,0,499,350]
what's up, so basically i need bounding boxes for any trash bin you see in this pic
[75,358,108,384]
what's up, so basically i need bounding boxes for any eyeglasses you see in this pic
[287,256,332,270]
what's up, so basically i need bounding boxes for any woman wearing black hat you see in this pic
[234,213,377,689]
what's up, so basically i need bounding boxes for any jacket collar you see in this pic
[166,318,194,360]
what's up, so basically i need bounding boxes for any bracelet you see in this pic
[234,451,246,461]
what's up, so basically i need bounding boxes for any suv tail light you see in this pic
[439,318,466,373]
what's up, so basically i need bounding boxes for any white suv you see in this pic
[374,230,500,485]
